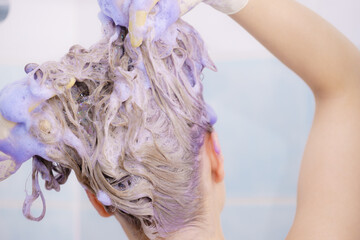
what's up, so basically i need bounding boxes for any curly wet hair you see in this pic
[22,18,216,239]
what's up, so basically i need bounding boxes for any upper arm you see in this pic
[287,92,360,239]
[230,0,360,238]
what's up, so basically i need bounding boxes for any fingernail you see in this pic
[214,143,221,155]
[131,36,142,48]
[0,113,16,140]
[213,138,221,155]
[65,77,76,89]
[135,11,147,27]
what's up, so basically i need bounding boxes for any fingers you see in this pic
[128,0,160,47]
[151,0,181,40]
[0,112,16,140]
[98,0,132,26]
[0,151,17,182]
[98,0,195,47]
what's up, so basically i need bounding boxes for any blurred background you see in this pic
[0,0,359,239]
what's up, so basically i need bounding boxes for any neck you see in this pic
[115,197,225,240]
[115,210,225,240]
[168,190,225,240]
[167,217,225,240]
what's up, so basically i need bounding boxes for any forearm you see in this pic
[231,1,360,238]
[230,0,360,99]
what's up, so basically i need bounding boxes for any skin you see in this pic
[91,0,360,238]
[87,131,226,240]
[0,76,76,181]
[231,0,360,239]
[2,0,357,238]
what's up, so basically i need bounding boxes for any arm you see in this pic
[231,0,360,239]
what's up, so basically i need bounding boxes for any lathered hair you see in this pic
[23,18,216,239]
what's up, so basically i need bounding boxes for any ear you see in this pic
[85,189,113,218]
[206,131,225,183]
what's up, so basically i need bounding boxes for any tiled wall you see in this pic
[0,0,359,239]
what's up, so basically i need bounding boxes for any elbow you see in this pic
[311,65,360,101]
[303,47,360,100]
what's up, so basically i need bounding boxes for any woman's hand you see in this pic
[97,0,249,47]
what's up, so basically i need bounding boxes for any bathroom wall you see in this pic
[0,0,359,239]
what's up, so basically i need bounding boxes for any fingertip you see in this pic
[128,17,142,48]
[128,0,161,48]
[135,10,147,27]
[132,39,143,48]
[131,11,147,47]
[130,33,143,48]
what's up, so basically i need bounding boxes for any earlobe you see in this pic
[85,189,113,218]
[208,132,225,183]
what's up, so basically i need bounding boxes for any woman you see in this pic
[0,0,359,239]
[0,3,223,240]
[97,0,360,239]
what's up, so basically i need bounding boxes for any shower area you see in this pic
[0,0,359,239]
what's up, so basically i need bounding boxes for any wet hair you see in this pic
[23,18,216,239]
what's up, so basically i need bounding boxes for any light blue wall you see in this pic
[0,58,315,240]
[1,0,359,238]
[203,59,314,239]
